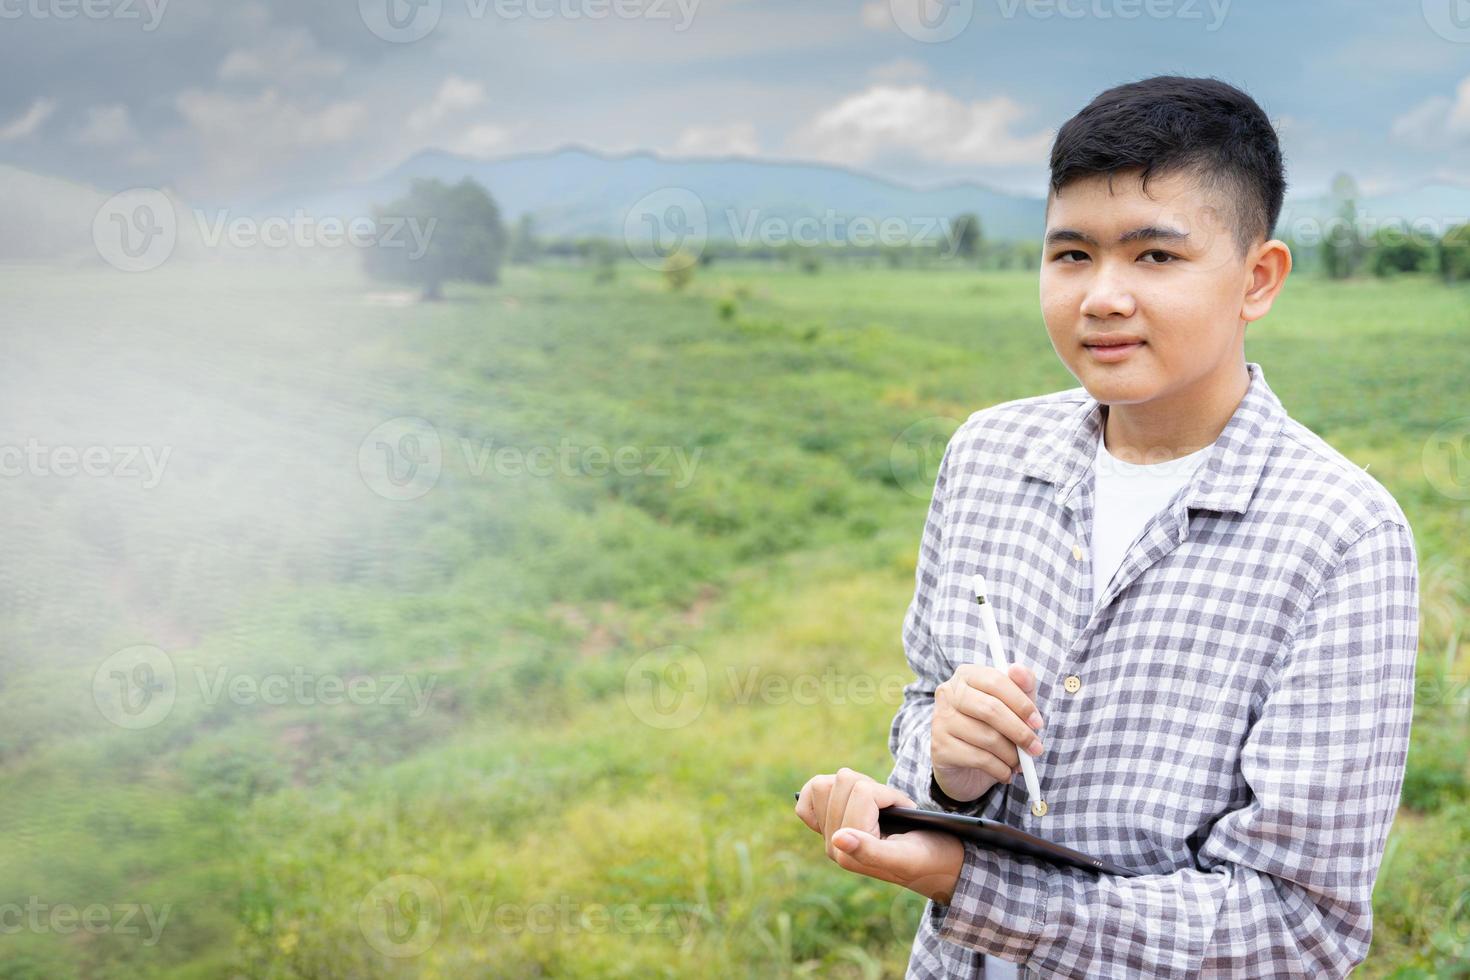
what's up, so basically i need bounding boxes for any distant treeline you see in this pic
[362,180,1470,300]
[523,222,1470,282]
[1281,173,1470,282]
[528,236,1047,271]
[1280,222,1470,281]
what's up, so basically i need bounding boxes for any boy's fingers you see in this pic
[839,781,877,845]
[832,827,885,865]
[831,829,915,889]
[956,681,1042,752]
[795,774,833,833]
[992,669,1042,732]
[960,670,1038,728]
[824,768,861,847]
[872,782,917,810]
[837,772,903,846]
[1008,663,1038,695]
[1007,665,1044,729]
[795,794,818,834]
[942,718,1022,775]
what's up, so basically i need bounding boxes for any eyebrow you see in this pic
[1044,225,1190,248]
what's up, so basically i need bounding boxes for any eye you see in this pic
[1052,250,1089,263]
[1140,250,1177,264]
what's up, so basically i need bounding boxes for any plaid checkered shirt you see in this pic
[886,361,1420,978]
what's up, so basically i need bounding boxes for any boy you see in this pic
[795,75,1419,978]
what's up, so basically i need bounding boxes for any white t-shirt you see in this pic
[1089,425,1214,605]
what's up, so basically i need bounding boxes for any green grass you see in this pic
[1,260,1467,977]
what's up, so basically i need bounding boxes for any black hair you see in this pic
[1047,75,1287,257]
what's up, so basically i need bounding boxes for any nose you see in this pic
[1078,261,1137,320]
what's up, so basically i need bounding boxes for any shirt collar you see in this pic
[1018,361,1287,515]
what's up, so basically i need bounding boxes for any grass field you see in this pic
[1,259,1467,978]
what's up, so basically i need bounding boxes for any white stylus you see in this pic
[972,572,1048,817]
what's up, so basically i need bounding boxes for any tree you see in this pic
[1020,240,1042,270]
[663,249,695,290]
[591,240,617,284]
[1320,173,1364,280]
[364,177,506,301]
[1439,223,1470,283]
[950,213,982,262]
[508,213,538,265]
[1369,225,1432,277]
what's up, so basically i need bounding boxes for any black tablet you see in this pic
[795,794,1144,878]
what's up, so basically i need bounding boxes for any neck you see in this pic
[1102,358,1250,465]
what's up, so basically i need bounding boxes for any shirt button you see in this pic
[1063,674,1082,694]
[1071,544,1084,561]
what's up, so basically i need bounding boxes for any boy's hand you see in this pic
[932,663,1044,802]
[795,768,964,904]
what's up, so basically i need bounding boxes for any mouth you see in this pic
[1082,337,1146,363]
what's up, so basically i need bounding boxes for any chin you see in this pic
[1073,363,1159,406]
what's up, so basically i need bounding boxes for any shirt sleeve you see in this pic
[885,428,1001,815]
[926,517,1420,978]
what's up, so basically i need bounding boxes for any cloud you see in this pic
[1391,76,1470,149]
[786,84,1054,168]
[870,58,930,84]
[669,122,760,158]
[176,88,364,147]
[0,97,58,141]
[218,27,347,85]
[72,105,138,147]
[1431,169,1470,189]
[860,1,892,30]
[174,88,366,196]
[397,76,509,161]
[446,124,514,159]
[407,77,487,133]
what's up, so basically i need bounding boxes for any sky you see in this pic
[1,0,1468,206]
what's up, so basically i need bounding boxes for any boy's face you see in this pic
[1039,168,1255,409]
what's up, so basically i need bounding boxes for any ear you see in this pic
[1242,239,1292,323]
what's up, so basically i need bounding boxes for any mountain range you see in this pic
[6,147,1470,263]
